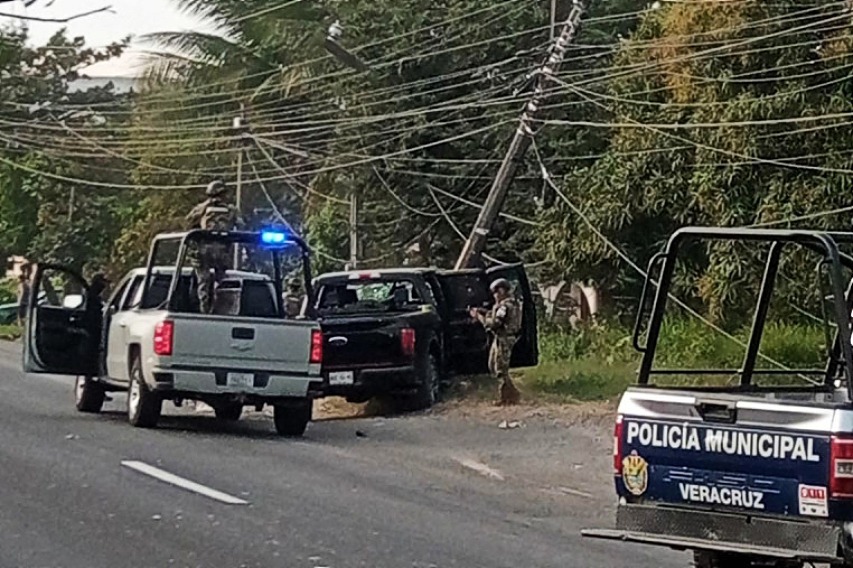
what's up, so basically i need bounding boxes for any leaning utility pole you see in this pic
[233,105,248,269]
[454,0,590,270]
[349,192,359,270]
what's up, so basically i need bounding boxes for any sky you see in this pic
[0,0,216,76]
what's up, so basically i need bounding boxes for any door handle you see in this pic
[119,322,128,328]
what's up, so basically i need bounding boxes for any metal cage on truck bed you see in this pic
[632,227,853,401]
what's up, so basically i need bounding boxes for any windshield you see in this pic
[316,278,427,314]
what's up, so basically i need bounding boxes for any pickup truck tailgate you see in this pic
[169,314,318,374]
[617,388,834,519]
[320,317,407,369]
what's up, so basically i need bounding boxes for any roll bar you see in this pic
[634,227,853,402]
[140,230,314,317]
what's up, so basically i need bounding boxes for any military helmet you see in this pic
[286,277,303,291]
[489,278,512,293]
[206,179,226,197]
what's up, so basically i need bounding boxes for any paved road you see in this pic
[0,342,686,568]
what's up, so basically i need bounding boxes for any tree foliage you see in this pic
[0,27,128,275]
[3,0,853,327]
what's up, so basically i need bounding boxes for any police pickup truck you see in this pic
[583,228,853,568]
[23,228,324,437]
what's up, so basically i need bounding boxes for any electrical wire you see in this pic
[529,137,817,383]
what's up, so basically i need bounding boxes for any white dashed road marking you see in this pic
[454,457,505,481]
[121,460,249,505]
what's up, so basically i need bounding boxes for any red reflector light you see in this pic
[614,415,624,475]
[310,330,323,364]
[153,320,174,356]
[400,328,415,358]
[831,435,853,498]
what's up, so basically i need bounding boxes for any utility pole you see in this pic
[454,0,590,270]
[232,105,248,269]
[348,192,358,270]
[551,0,558,39]
[68,187,75,223]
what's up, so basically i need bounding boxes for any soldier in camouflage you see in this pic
[283,277,304,318]
[185,179,244,313]
[470,278,523,406]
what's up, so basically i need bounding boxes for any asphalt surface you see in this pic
[0,341,687,568]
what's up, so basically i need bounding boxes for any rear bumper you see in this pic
[149,367,322,399]
[582,503,841,562]
[322,365,418,398]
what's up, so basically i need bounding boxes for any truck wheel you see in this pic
[273,400,312,437]
[692,551,756,568]
[74,375,105,413]
[127,356,162,428]
[411,352,441,410]
[214,402,243,422]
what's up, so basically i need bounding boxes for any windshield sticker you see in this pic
[622,451,648,496]
[678,484,765,510]
[625,421,820,462]
[798,485,828,517]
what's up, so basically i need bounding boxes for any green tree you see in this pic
[537,0,853,324]
[0,27,129,274]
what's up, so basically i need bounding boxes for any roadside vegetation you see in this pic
[515,319,827,403]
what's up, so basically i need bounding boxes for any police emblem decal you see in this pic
[622,450,648,496]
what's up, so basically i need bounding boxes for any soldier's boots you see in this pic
[497,378,521,406]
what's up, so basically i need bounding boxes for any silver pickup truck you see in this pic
[23,229,324,437]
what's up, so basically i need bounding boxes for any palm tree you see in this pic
[139,0,328,99]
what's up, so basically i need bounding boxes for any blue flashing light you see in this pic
[260,229,290,247]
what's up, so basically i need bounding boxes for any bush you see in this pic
[0,278,17,305]
[520,317,828,401]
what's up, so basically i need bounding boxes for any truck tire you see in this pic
[273,400,312,437]
[411,352,441,411]
[127,356,162,428]
[74,375,105,413]
[214,402,243,422]
[692,551,758,568]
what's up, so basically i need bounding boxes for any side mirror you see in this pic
[62,294,84,309]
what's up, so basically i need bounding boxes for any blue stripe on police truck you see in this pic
[617,418,831,518]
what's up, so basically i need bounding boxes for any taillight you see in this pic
[831,435,853,498]
[310,330,323,364]
[153,320,174,356]
[614,415,624,475]
[400,328,415,358]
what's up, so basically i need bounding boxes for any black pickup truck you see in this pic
[310,264,539,409]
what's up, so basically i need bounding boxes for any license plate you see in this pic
[329,371,354,386]
[226,372,254,388]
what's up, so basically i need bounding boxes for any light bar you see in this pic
[260,230,289,246]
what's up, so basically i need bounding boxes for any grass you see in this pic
[0,324,22,341]
[515,318,829,403]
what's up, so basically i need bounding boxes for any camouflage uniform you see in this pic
[283,278,304,318]
[185,180,243,313]
[476,282,523,405]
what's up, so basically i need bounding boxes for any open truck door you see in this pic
[23,264,99,377]
[436,269,492,375]
[437,263,539,374]
[486,263,539,368]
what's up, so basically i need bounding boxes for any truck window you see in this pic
[441,275,489,313]
[120,276,143,311]
[241,281,279,318]
[209,280,279,318]
[316,279,424,314]
[135,274,195,311]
